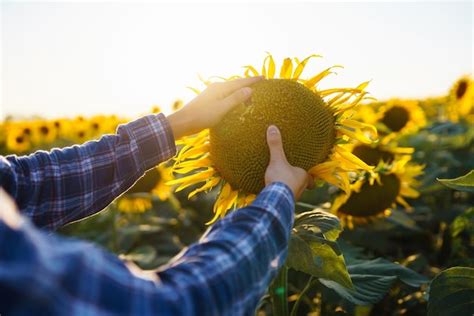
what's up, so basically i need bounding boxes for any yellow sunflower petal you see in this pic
[187,86,201,95]
[396,196,412,210]
[335,146,374,170]
[188,177,221,199]
[263,53,276,79]
[400,186,420,199]
[337,126,374,144]
[243,65,260,77]
[175,143,210,162]
[167,169,216,192]
[279,58,293,79]
[340,119,378,137]
[305,65,343,88]
[292,54,322,80]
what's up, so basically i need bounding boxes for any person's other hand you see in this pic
[264,125,314,200]
[167,76,264,139]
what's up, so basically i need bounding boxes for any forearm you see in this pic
[156,182,295,315]
[0,114,176,230]
[0,183,294,315]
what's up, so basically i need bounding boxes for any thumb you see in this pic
[266,125,288,164]
[219,87,253,111]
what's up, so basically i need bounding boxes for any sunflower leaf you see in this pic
[293,209,343,241]
[320,257,428,305]
[287,235,353,289]
[427,267,474,316]
[450,207,474,238]
[287,209,352,289]
[437,170,474,192]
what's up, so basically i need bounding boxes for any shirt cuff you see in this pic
[251,182,295,230]
[119,113,177,170]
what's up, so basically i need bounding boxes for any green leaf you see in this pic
[287,235,353,289]
[287,209,352,289]
[438,170,474,192]
[427,267,474,316]
[386,209,421,231]
[320,258,428,305]
[120,245,157,266]
[451,208,474,238]
[294,209,343,241]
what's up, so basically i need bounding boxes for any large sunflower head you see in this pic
[210,79,336,194]
[117,164,173,213]
[360,99,427,144]
[447,75,473,122]
[169,54,378,224]
[332,143,423,229]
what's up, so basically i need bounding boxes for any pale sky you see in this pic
[1,1,473,119]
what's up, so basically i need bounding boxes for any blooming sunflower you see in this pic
[151,105,162,114]
[171,99,184,112]
[117,163,173,213]
[418,96,448,122]
[60,116,91,143]
[331,143,423,229]
[32,121,57,145]
[6,123,33,153]
[168,54,378,224]
[447,75,473,122]
[359,99,426,144]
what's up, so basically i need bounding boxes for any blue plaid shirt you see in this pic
[0,114,295,315]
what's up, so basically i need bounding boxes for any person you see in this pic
[0,76,314,315]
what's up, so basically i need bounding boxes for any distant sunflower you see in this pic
[74,127,90,143]
[117,164,173,213]
[32,121,57,145]
[447,75,473,122]
[361,99,426,143]
[60,116,90,143]
[332,144,423,229]
[168,54,378,224]
[345,142,415,167]
[6,123,32,153]
[418,96,448,121]
[89,116,104,136]
[151,105,162,114]
[172,99,184,112]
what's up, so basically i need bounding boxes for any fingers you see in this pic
[217,76,264,95]
[219,87,253,111]
[266,125,288,164]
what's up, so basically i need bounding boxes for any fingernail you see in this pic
[241,87,252,96]
[268,125,278,135]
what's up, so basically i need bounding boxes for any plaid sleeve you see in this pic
[0,114,176,230]
[0,182,294,316]
[155,181,295,315]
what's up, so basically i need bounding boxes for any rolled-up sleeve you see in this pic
[0,114,176,230]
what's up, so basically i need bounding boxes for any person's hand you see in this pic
[167,76,264,139]
[264,125,314,200]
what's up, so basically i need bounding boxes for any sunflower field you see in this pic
[1,55,473,316]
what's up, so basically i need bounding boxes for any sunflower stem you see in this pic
[290,276,316,316]
[168,193,182,212]
[270,265,289,316]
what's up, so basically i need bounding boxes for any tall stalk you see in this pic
[290,276,316,316]
[270,265,289,316]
